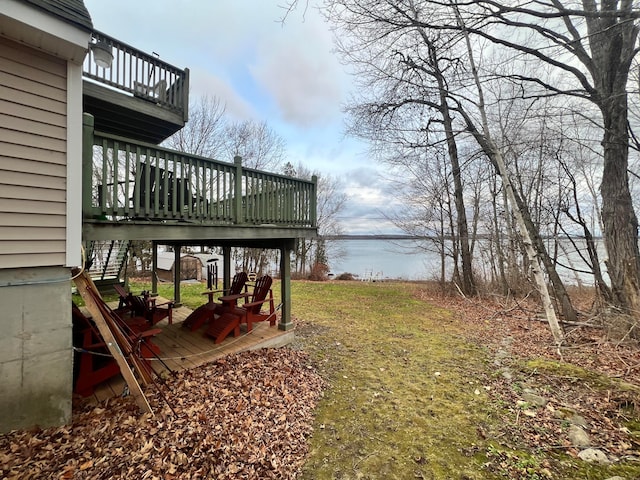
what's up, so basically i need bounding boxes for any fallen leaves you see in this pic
[418,283,640,463]
[0,348,324,480]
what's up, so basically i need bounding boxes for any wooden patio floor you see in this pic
[81,299,294,404]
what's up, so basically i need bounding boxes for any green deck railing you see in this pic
[82,115,317,228]
[84,31,189,121]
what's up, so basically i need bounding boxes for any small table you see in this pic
[218,292,250,310]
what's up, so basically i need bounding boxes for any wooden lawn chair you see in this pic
[114,283,174,325]
[206,275,275,339]
[72,303,161,396]
[182,271,249,332]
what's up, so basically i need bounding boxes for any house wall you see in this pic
[0,267,72,431]
[0,0,89,431]
[0,36,68,268]
[0,36,72,432]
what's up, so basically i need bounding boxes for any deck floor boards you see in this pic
[77,298,293,405]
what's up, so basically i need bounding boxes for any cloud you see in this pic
[250,15,346,127]
[188,67,257,121]
[337,166,404,234]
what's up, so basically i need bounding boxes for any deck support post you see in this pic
[82,114,94,218]
[278,240,294,331]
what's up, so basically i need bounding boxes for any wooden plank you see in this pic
[73,271,153,415]
[94,378,119,402]
[79,312,291,405]
[152,335,200,370]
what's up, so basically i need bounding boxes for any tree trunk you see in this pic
[454,5,564,344]
[600,99,640,316]
[584,1,640,334]
[490,179,509,295]
[428,34,477,296]
[511,189,578,322]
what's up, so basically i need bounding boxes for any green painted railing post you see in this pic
[234,156,243,224]
[182,68,190,122]
[82,114,95,218]
[311,175,318,227]
[173,246,181,304]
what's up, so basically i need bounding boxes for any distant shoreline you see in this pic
[322,234,603,241]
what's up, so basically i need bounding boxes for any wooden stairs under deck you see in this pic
[77,299,294,405]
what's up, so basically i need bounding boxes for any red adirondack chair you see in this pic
[207,274,276,337]
[114,284,174,325]
[72,303,161,396]
[182,271,249,332]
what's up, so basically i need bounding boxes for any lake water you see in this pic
[327,237,605,285]
[328,239,443,281]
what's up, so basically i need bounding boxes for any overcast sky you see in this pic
[83,0,400,234]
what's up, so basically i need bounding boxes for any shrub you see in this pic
[335,272,356,281]
[308,263,330,281]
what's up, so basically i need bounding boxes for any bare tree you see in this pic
[320,0,569,341]
[453,7,565,344]
[332,2,479,294]
[284,162,348,277]
[163,95,226,158]
[222,120,286,170]
[165,96,291,277]
[397,0,640,329]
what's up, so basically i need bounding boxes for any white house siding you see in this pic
[0,36,67,268]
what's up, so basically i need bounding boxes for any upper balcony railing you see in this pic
[82,115,317,228]
[83,31,189,121]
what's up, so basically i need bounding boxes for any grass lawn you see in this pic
[123,279,639,479]
[291,280,496,479]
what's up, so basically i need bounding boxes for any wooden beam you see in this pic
[151,240,158,294]
[223,245,232,291]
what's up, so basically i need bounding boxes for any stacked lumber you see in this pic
[73,270,155,415]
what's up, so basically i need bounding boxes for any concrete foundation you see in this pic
[0,267,72,432]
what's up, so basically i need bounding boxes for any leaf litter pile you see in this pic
[0,349,324,480]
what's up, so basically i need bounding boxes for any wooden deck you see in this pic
[81,299,294,404]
